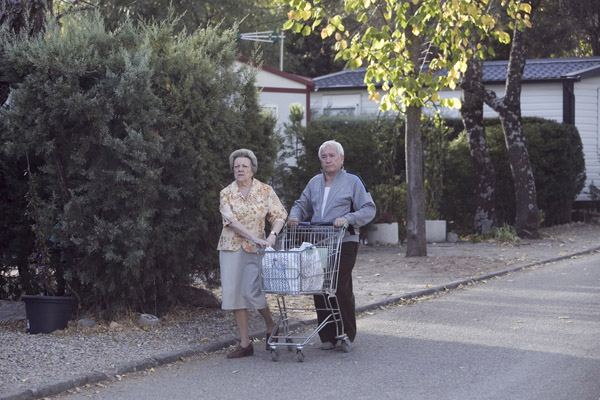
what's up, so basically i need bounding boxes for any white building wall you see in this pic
[312,90,381,117]
[312,78,600,201]
[258,90,308,132]
[574,76,600,200]
[235,61,311,130]
[435,83,564,121]
[315,84,565,120]
[254,68,307,90]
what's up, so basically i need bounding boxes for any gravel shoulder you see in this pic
[1,222,599,399]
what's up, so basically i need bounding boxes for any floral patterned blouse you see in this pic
[217,178,287,253]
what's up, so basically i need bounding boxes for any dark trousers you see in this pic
[314,241,359,343]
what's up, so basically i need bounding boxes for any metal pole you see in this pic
[280,35,284,71]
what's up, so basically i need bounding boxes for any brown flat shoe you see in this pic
[226,343,254,359]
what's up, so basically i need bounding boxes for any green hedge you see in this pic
[302,117,385,186]
[292,116,585,236]
[0,14,278,313]
[0,156,36,299]
[444,118,586,232]
[279,115,401,221]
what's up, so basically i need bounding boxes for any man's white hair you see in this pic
[318,140,344,158]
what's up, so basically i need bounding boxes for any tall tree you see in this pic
[0,0,53,105]
[462,1,539,238]
[93,0,279,31]
[0,0,52,34]
[558,0,600,56]
[460,54,497,234]
[283,29,345,76]
[403,17,426,255]
[523,0,580,58]
[92,0,294,70]
[284,0,526,255]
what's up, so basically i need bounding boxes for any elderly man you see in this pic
[287,140,376,349]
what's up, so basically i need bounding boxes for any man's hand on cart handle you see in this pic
[287,217,348,228]
[333,217,347,228]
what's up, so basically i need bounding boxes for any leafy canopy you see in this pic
[283,0,531,112]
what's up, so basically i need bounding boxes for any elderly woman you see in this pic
[287,140,375,349]
[217,149,287,359]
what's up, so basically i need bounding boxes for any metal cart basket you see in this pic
[259,223,349,361]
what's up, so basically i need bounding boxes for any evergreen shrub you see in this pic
[277,113,408,241]
[276,115,384,209]
[280,115,584,237]
[0,156,36,300]
[286,115,445,240]
[0,14,277,314]
[289,116,399,223]
[444,118,586,232]
[302,116,385,186]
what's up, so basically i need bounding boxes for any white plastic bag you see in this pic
[262,242,324,293]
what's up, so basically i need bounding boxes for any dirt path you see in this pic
[2,223,599,325]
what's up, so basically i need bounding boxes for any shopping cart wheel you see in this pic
[286,338,294,352]
[270,348,280,362]
[296,349,305,362]
[340,338,351,353]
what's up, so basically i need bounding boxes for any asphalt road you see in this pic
[58,252,600,400]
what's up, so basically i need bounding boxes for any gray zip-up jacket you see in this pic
[289,169,376,242]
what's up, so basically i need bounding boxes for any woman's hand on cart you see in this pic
[265,234,276,248]
[253,236,271,248]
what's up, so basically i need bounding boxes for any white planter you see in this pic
[426,220,447,243]
[366,222,399,245]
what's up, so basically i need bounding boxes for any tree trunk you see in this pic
[405,105,427,256]
[404,27,427,257]
[499,24,539,238]
[460,18,540,239]
[562,0,600,56]
[460,57,496,234]
[0,0,53,105]
[0,83,9,107]
[0,0,52,34]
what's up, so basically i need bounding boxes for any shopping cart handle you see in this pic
[297,221,348,228]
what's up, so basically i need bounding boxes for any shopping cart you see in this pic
[259,223,349,362]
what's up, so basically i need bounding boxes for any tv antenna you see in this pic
[237,30,285,71]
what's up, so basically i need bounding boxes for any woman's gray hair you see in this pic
[318,140,344,158]
[229,149,258,173]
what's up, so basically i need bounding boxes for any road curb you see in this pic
[356,245,600,313]
[2,246,599,400]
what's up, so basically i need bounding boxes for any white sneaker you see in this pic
[320,341,335,350]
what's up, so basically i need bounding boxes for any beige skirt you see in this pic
[219,249,267,310]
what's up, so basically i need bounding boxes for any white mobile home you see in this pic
[311,57,600,202]
[236,58,314,130]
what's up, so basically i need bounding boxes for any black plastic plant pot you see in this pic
[21,295,74,334]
